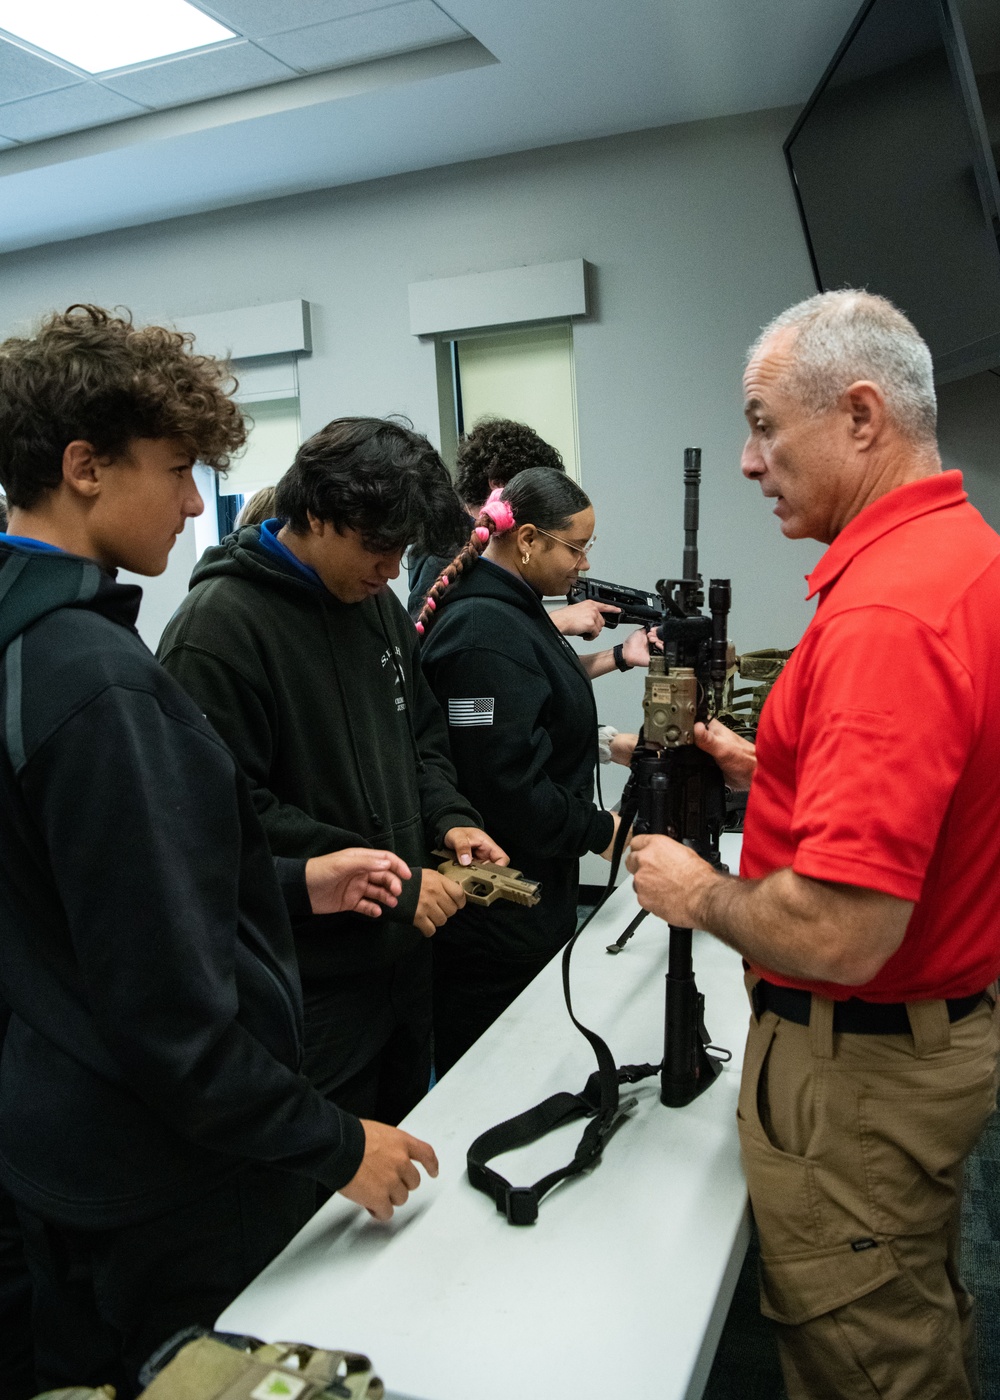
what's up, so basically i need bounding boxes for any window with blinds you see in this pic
[218,397,301,500]
[450,323,580,480]
[211,356,302,540]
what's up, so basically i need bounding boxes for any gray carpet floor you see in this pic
[704,1091,1000,1399]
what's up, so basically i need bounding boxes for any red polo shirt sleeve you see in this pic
[789,606,974,901]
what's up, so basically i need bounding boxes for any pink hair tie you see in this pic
[480,488,515,533]
[473,525,490,544]
[415,620,425,636]
[426,597,436,611]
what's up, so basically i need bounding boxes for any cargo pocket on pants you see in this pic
[760,1243,975,1400]
[757,1239,900,1326]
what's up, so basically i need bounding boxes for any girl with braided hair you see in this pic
[406,416,565,619]
[410,417,658,676]
[413,488,516,636]
[418,468,624,1076]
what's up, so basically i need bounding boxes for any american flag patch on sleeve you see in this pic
[448,697,495,727]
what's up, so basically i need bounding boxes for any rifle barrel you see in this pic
[683,447,701,583]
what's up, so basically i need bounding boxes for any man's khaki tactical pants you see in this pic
[737,978,1000,1400]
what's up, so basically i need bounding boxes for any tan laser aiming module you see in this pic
[433,852,542,907]
[642,658,698,749]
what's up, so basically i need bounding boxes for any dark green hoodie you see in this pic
[158,526,481,981]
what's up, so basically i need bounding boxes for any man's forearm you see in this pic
[698,868,849,983]
[629,837,911,986]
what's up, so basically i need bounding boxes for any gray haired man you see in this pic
[628,290,1000,1398]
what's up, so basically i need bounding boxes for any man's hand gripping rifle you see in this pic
[607,447,732,1107]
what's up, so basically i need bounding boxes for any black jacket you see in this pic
[420,558,614,960]
[157,527,481,982]
[407,550,452,620]
[406,513,473,620]
[0,543,364,1229]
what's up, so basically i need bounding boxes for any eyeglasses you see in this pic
[533,527,596,562]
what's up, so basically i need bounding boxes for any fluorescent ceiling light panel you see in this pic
[0,0,234,74]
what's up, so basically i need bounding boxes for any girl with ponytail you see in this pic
[418,467,624,1076]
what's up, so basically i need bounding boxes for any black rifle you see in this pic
[466,448,731,1223]
[565,577,665,630]
[609,447,730,1106]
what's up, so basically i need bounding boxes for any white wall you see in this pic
[0,107,824,678]
[5,108,997,884]
[3,108,997,677]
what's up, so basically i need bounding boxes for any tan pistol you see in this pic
[433,851,542,907]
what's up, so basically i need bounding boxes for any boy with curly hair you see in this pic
[0,307,436,1395]
[406,415,566,616]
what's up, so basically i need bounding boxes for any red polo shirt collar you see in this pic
[805,470,966,601]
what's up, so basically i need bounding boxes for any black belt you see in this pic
[752,978,986,1035]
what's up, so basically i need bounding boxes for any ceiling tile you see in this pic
[102,41,296,108]
[0,84,147,143]
[195,0,393,39]
[0,0,877,259]
[0,36,79,101]
[259,2,467,73]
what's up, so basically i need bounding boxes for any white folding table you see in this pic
[219,834,751,1400]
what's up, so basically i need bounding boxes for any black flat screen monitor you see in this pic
[785,0,1000,383]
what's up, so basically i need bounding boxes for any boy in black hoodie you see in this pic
[159,418,507,1125]
[0,308,437,1395]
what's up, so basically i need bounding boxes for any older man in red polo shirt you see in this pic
[628,289,1000,1400]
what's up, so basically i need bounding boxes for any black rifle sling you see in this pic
[466,783,658,1225]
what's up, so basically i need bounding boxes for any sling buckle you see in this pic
[498,1184,539,1226]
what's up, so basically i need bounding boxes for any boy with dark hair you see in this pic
[0,308,437,1395]
[158,417,507,1124]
